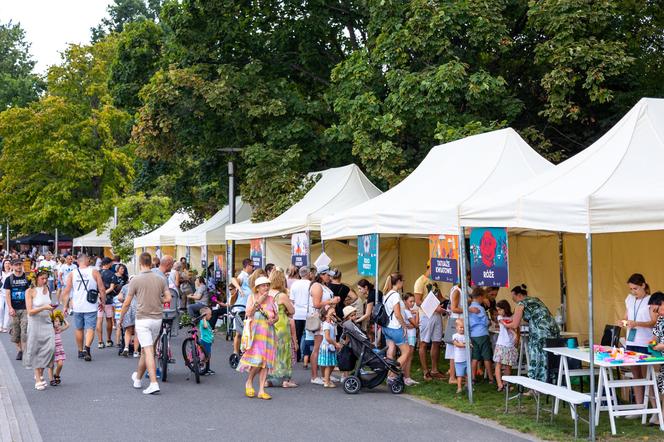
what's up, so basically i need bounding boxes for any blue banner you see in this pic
[357,234,378,276]
[469,227,509,287]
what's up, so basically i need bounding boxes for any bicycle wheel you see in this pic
[182,338,195,370]
[191,343,201,384]
[160,332,169,382]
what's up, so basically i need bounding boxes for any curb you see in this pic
[0,336,43,442]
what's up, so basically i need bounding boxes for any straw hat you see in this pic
[254,276,271,287]
[342,306,357,319]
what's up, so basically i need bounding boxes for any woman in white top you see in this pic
[25,272,55,390]
[624,273,657,406]
[382,273,410,381]
[0,260,12,332]
[308,267,339,385]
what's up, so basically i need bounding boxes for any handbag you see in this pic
[240,318,254,352]
[305,285,321,332]
[443,315,457,344]
[77,268,100,305]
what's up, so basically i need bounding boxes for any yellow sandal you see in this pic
[245,387,256,398]
[257,392,272,400]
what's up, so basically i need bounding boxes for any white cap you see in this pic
[254,276,271,287]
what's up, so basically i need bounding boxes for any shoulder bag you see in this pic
[77,268,100,304]
[305,283,321,332]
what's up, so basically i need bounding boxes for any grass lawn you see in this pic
[406,357,664,441]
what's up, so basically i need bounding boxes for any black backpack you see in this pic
[371,291,396,327]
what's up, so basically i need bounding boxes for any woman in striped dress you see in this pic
[238,276,277,400]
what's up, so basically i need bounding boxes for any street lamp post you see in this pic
[218,148,244,303]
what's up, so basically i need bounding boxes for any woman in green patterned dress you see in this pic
[267,268,298,388]
[505,284,560,382]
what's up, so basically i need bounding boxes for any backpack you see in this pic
[371,291,396,327]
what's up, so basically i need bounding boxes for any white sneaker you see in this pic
[131,372,142,389]
[133,351,139,358]
[330,375,340,382]
[143,382,160,395]
[310,377,324,385]
[404,378,417,386]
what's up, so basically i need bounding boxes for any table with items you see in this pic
[544,345,664,435]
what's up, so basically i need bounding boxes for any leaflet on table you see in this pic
[421,291,440,318]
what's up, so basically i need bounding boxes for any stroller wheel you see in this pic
[343,375,361,394]
[389,378,405,395]
[229,353,241,369]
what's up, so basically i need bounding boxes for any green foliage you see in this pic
[0,38,133,236]
[91,0,161,42]
[0,21,44,108]
[109,192,171,260]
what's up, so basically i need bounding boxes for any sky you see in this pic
[1,0,111,74]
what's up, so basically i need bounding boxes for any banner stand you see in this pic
[374,234,380,348]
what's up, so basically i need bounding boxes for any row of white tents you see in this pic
[75,98,664,342]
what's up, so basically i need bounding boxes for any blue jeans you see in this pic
[74,312,97,330]
[383,326,405,345]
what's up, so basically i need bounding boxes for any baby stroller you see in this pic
[227,304,245,369]
[339,320,404,394]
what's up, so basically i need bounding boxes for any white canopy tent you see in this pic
[225,164,382,240]
[458,98,664,439]
[176,198,252,246]
[321,128,553,239]
[73,226,112,248]
[134,211,191,248]
[460,98,664,233]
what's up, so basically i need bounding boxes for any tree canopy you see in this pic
[0,0,663,237]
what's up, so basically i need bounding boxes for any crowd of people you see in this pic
[5,246,664,426]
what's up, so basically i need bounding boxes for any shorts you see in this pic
[302,339,314,357]
[98,304,114,318]
[383,326,405,345]
[408,334,417,347]
[73,311,98,330]
[10,310,28,344]
[455,361,468,377]
[200,341,212,356]
[135,318,162,347]
[493,344,518,366]
[626,345,649,354]
[445,343,455,359]
[471,335,493,361]
[419,313,443,343]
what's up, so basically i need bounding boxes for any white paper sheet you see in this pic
[421,291,440,318]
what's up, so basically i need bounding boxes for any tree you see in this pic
[0,21,44,109]
[109,192,171,260]
[0,38,134,235]
[91,0,161,42]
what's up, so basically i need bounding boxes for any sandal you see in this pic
[35,382,46,391]
[50,380,57,387]
[54,375,61,385]
[423,370,433,381]
[282,381,298,388]
[245,387,256,398]
[497,385,505,392]
[257,392,272,400]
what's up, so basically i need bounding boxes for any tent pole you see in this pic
[458,226,473,403]
[587,232,595,441]
[559,232,567,330]
[307,230,312,266]
[374,234,380,348]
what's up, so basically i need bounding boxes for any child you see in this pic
[114,294,123,350]
[402,293,419,386]
[452,318,468,394]
[468,287,494,383]
[494,300,518,392]
[198,307,215,375]
[49,310,69,386]
[118,284,138,357]
[302,327,315,369]
[319,305,342,388]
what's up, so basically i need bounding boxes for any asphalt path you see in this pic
[0,324,536,442]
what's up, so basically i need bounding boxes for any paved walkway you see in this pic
[0,326,537,442]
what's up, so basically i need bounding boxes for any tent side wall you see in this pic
[563,231,664,342]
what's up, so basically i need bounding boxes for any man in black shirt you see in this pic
[4,260,30,359]
[97,257,119,348]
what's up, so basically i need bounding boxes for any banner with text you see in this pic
[250,239,265,269]
[357,233,378,276]
[291,232,309,267]
[469,227,509,287]
[213,255,224,280]
[428,234,459,283]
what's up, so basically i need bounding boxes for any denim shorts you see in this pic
[383,326,405,345]
[74,312,97,330]
[200,341,212,356]
[302,339,314,357]
[455,361,468,377]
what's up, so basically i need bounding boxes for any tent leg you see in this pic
[587,233,595,441]
[458,226,473,403]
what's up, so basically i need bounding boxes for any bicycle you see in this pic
[182,313,208,384]
[155,301,179,382]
